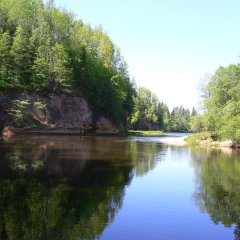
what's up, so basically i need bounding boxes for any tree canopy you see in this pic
[191,64,240,141]
[0,0,198,132]
[0,0,135,124]
[129,87,170,130]
[128,87,193,132]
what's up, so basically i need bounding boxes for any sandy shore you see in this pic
[157,135,188,146]
[132,133,190,146]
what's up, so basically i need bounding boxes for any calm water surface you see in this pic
[0,135,239,240]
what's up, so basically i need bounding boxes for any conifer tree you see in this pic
[10,26,32,87]
[0,31,12,88]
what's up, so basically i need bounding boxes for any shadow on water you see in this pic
[191,147,240,240]
[0,136,167,240]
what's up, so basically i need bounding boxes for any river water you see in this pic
[0,134,239,240]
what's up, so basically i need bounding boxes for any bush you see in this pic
[185,132,216,145]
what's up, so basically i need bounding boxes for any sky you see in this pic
[55,0,240,110]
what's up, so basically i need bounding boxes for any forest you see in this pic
[0,0,196,133]
[0,0,135,126]
[129,86,196,132]
[189,64,240,142]
[1,0,238,137]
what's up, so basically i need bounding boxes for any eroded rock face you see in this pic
[0,93,120,135]
[33,94,93,129]
[96,116,119,134]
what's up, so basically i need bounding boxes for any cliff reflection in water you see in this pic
[191,148,240,240]
[0,136,165,240]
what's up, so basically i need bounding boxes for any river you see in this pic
[0,134,239,239]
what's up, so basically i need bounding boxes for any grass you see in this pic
[184,132,217,145]
[128,130,164,137]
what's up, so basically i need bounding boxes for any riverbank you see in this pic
[135,132,240,149]
[184,132,240,149]
[155,133,189,146]
[129,132,189,146]
[0,93,123,137]
[3,128,164,138]
[2,126,123,138]
[128,130,164,137]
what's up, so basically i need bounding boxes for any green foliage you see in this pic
[0,31,12,88]
[191,107,197,116]
[189,114,205,132]
[184,132,216,145]
[9,99,45,127]
[10,26,33,87]
[157,102,171,131]
[129,87,193,132]
[170,106,191,132]
[129,87,170,130]
[33,40,72,92]
[9,99,30,127]
[34,101,46,109]
[9,99,30,121]
[128,130,164,137]
[200,64,240,141]
[0,0,135,124]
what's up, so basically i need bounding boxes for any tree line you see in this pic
[0,0,197,132]
[190,64,240,141]
[129,86,196,132]
[0,0,135,126]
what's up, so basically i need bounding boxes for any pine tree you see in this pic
[10,26,32,87]
[191,107,197,116]
[32,36,52,90]
[0,31,12,88]
[51,43,72,91]
[33,40,72,92]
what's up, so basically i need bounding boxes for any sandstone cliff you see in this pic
[0,93,120,135]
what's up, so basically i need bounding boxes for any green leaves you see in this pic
[202,64,240,140]
[0,0,135,126]
[34,101,46,109]
[8,99,31,127]
[129,87,169,130]
[0,31,12,88]
[8,99,46,128]
[170,106,190,132]
[10,26,33,87]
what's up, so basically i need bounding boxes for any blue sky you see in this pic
[55,0,240,110]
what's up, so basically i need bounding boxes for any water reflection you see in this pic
[191,148,240,239]
[0,136,164,240]
[127,141,167,176]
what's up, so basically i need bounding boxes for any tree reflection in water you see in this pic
[191,148,240,240]
[0,136,165,240]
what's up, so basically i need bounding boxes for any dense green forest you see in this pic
[190,64,240,141]
[0,0,196,133]
[0,0,135,125]
[129,86,196,132]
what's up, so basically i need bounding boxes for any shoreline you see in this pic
[2,126,123,138]
[184,132,240,149]
[2,128,239,149]
[186,140,240,149]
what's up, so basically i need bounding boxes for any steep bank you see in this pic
[0,0,135,137]
[0,93,120,136]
